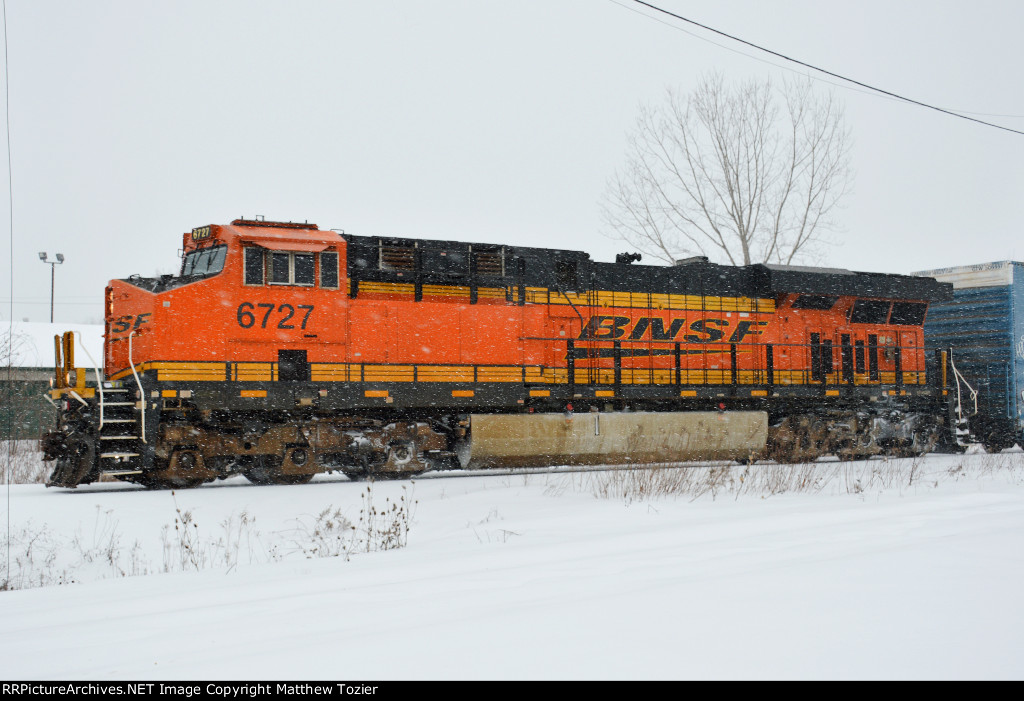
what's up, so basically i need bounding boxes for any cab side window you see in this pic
[271,252,291,284]
[294,254,315,285]
[244,247,334,288]
[269,252,315,286]
[244,248,264,285]
[320,251,339,289]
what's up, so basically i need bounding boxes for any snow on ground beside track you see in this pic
[1,450,1023,680]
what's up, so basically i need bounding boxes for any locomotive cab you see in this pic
[46,219,351,487]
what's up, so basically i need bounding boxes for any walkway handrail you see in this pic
[128,330,146,444]
[73,330,105,429]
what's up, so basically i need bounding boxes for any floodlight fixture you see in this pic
[38,251,66,322]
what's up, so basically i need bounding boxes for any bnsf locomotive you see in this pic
[43,219,955,488]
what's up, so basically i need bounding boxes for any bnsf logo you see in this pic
[109,313,152,334]
[580,315,769,344]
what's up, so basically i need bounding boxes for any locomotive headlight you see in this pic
[66,369,78,387]
[291,448,308,467]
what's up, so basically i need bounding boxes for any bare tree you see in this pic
[601,73,852,266]
[1,324,32,368]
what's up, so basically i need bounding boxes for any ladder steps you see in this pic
[98,393,142,454]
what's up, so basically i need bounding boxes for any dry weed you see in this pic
[0,440,49,485]
[3,482,418,591]
[575,451,1024,504]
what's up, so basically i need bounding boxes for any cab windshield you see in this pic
[182,244,227,278]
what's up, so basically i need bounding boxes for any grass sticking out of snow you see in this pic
[1,482,416,591]
[550,450,1024,503]
[0,440,48,485]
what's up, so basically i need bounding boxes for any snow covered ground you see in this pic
[1,450,1023,680]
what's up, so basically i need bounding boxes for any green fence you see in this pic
[1,377,56,440]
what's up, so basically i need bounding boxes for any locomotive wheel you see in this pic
[244,471,314,485]
[342,467,422,481]
[766,418,800,463]
[271,473,315,485]
[145,477,205,490]
[902,423,941,458]
[837,428,880,462]
[735,451,760,466]
[767,416,827,464]
[137,466,206,490]
[982,433,1015,453]
[798,416,829,462]
[242,456,293,485]
[340,467,366,481]
[369,470,421,481]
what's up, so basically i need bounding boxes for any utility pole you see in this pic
[38,252,65,323]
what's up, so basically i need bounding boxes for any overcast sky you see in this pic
[2,0,1022,325]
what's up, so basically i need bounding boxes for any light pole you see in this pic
[38,252,65,323]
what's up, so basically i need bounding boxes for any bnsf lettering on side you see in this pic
[580,315,768,344]
[109,313,152,334]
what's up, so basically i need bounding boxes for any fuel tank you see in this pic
[458,410,767,469]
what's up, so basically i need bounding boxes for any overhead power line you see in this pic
[4,0,12,586]
[624,0,1024,137]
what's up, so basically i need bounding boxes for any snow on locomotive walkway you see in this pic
[1,449,1023,680]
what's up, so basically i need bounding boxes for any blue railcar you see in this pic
[915,261,1024,451]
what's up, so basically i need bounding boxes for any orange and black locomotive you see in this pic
[43,218,955,488]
